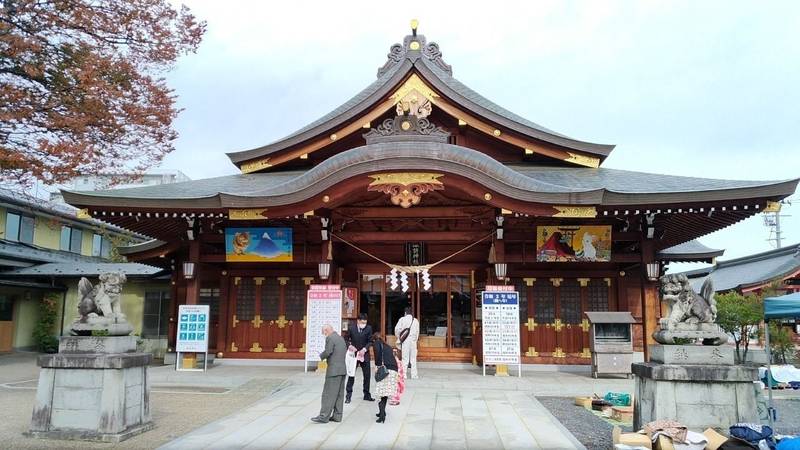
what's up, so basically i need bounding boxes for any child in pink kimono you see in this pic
[389,348,405,406]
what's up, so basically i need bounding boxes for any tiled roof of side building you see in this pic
[0,187,145,238]
[0,239,107,266]
[684,244,800,292]
[0,262,164,277]
[658,240,724,262]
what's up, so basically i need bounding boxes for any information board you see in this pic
[482,286,520,368]
[176,304,210,353]
[304,285,343,367]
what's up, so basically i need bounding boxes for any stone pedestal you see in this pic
[633,345,758,430]
[26,336,153,443]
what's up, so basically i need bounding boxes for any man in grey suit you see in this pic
[311,324,347,424]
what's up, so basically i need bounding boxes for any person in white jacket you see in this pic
[394,307,419,379]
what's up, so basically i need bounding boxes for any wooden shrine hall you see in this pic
[63,23,798,365]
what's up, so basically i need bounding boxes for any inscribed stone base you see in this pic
[632,359,758,430]
[649,344,734,366]
[28,336,152,442]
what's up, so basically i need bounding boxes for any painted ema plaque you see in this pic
[304,285,343,367]
[482,286,520,366]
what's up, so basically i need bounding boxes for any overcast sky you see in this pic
[157,1,799,269]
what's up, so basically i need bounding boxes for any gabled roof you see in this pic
[226,29,614,169]
[684,244,800,292]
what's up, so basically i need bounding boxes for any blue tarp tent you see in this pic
[764,292,800,320]
[763,291,800,433]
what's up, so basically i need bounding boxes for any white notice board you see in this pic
[482,286,521,376]
[176,304,210,353]
[176,304,210,372]
[304,285,343,371]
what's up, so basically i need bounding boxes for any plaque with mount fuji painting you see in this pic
[225,227,293,262]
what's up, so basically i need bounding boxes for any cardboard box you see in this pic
[612,426,652,450]
[574,396,593,408]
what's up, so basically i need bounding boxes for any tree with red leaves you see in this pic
[0,0,205,185]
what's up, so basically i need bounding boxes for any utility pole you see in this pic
[763,200,791,249]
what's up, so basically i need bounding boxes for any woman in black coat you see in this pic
[371,332,398,423]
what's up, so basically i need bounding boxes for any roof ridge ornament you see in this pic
[376,20,453,78]
[363,115,450,144]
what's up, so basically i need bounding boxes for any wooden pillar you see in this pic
[185,240,200,305]
[216,270,229,355]
[639,240,656,361]
[168,269,179,351]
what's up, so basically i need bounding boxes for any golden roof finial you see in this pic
[410,19,419,31]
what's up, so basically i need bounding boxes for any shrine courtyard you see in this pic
[3,353,799,449]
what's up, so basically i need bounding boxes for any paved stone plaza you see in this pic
[159,369,600,450]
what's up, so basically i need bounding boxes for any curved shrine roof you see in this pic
[62,142,798,210]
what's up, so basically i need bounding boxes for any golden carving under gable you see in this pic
[396,91,432,118]
[552,206,598,218]
[241,157,272,174]
[76,208,91,219]
[564,152,600,168]
[368,173,445,208]
[391,74,439,104]
[229,208,268,220]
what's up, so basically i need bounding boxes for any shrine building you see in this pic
[62,24,799,365]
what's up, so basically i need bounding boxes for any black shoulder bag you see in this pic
[374,342,389,382]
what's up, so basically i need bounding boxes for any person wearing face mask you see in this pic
[345,313,375,403]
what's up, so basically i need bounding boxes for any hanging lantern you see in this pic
[646,262,661,281]
[494,262,507,280]
[318,262,331,280]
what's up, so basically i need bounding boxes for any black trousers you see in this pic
[346,359,371,398]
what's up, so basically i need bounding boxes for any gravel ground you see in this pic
[0,375,287,449]
[538,397,632,450]
[773,399,800,435]
[540,397,800,450]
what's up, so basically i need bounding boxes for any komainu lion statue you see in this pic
[71,271,133,336]
[653,273,727,345]
[660,273,717,328]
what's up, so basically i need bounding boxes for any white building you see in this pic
[49,169,190,203]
